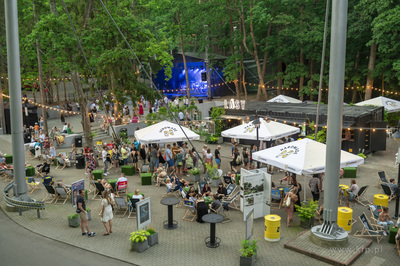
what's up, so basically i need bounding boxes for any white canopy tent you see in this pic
[134,121,200,144]
[252,138,364,201]
[221,118,300,141]
[355,96,400,113]
[267,95,302,103]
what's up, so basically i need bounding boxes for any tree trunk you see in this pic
[72,70,92,148]
[351,51,359,103]
[33,0,48,134]
[83,0,94,29]
[299,48,304,102]
[241,60,247,100]
[63,72,67,102]
[56,79,60,103]
[176,10,190,99]
[277,60,283,95]
[49,0,57,15]
[309,57,314,101]
[228,0,240,98]
[365,42,377,100]
[381,74,384,96]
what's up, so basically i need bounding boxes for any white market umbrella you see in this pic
[355,96,400,113]
[134,121,200,144]
[252,138,364,202]
[221,118,300,141]
[267,95,302,103]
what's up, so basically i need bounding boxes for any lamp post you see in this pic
[391,128,400,219]
[253,111,261,169]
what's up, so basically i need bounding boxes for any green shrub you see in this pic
[147,228,156,235]
[68,214,79,219]
[295,200,319,221]
[239,239,258,258]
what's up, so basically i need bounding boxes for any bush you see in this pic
[189,167,200,175]
[147,228,156,235]
[68,214,79,219]
[129,230,150,243]
[239,239,258,258]
[295,200,319,221]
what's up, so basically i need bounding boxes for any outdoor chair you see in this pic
[225,184,237,197]
[116,180,128,196]
[114,196,129,218]
[128,198,141,219]
[376,171,389,189]
[271,189,282,209]
[92,181,105,200]
[381,183,396,202]
[36,163,50,177]
[223,175,234,187]
[54,186,71,205]
[221,190,240,211]
[182,200,196,222]
[368,204,383,224]
[353,185,371,206]
[42,184,57,203]
[198,181,207,195]
[354,212,385,243]
[211,203,231,223]
[56,157,66,170]
[26,177,41,194]
[176,187,187,208]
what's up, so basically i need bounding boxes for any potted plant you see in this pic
[68,213,80,227]
[210,107,225,143]
[146,228,158,247]
[205,163,221,187]
[86,208,91,220]
[239,239,258,266]
[295,200,319,228]
[129,230,150,253]
[189,167,201,182]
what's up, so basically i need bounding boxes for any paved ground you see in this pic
[0,114,399,266]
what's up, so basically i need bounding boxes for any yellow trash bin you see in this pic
[374,194,389,207]
[337,207,353,232]
[265,214,281,242]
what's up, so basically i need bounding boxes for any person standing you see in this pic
[250,144,257,169]
[87,149,96,176]
[178,111,184,122]
[77,189,95,237]
[309,174,321,202]
[100,190,113,236]
[111,144,120,173]
[165,144,174,174]
[180,143,187,171]
[102,146,110,176]
[120,144,128,166]
[284,187,298,227]
[242,147,249,170]
[150,145,158,173]
[139,144,146,169]
[215,146,221,169]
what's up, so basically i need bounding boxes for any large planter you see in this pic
[240,255,255,266]
[147,232,158,246]
[210,178,221,187]
[300,217,315,229]
[68,216,80,228]
[190,174,200,183]
[131,239,149,253]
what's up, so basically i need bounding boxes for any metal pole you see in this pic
[4,0,28,197]
[315,0,330,140]
[323,0,348,223]
[0,76,5,133]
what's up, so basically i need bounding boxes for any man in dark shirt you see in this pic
[209,193,221,213]
[77,189,95,237]
[215,145,221,169]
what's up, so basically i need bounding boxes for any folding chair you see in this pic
[368,204,383,224]
[42,184,58,203]
[198,181,206,194]
[354,185,371,206]
[223,175,234,187]
[114,196,129,218]
[176,187,186,208]
[116,181,128,196]
[92,181,105,200]
[26,177,41,194]
[128,198,141,219]
[271,189,282,209]
[56,157,66,170]
[182,200,196,221]
[376,171,389,189]
[221,190,240,211]
[54,186,71,205]
[381,183,396,202]
[225,184,236,197]
[354,212,385,243]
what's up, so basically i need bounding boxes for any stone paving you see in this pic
[0,115,399,266]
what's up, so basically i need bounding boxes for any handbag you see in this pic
[283,194,291,208]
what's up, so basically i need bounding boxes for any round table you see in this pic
[202,213,223,248]
[161,197,180,230]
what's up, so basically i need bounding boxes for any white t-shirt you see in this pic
[178,112,184,120]
[206,153,213,159]
[166,183,173,189]
[117,176,128,185]
[174,98,179,105]
[102,150,108,162]
[132,194,143,200]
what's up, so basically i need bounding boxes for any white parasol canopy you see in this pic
[252,138,364,176]
[221,118,300,141]
[267,95,302,103]
[134,121,200,144]
[355,96,400,113]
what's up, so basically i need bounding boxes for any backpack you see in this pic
[236,154,242,165]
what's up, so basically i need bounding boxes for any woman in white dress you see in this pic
[101,190,113,235]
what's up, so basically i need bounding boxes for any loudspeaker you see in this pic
[198,99,203,103]
[201,72,207,81]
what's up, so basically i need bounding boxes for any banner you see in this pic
[136,197,152,230]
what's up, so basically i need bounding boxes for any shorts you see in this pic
[215,158,221,165]
[79,212,88,221]
[167,159,174,167]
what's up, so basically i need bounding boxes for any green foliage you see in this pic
[239,239,258,258]
[86,208,91,212]
[147,228,156,235]
[205,134,219,144]
[89,132,96,140]
[189,167,200,175]
[357,153,367,159]
[306,129,326,144]
[205,163,219,180]
[210,107,225,137]
[295,200,319,222]
[385,111,400,127]
[129,230,150,244]
[68,214,79,219]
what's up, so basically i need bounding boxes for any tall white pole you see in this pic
[5,0,28,197]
